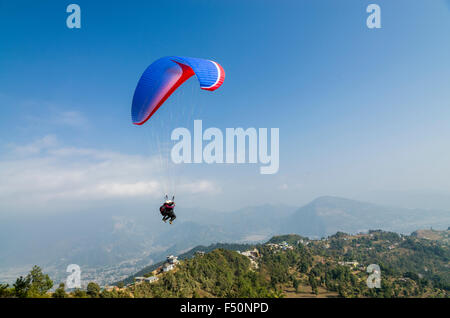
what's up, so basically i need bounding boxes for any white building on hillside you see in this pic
[163,263,175,272]
[144,276,159,283]
[167,255,179,264]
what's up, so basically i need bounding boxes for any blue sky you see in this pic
[1,1,450,214]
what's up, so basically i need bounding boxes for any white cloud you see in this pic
[11,135,59,156]
[0,136,220,214]
[56,111,88,128]
[179,180,221,195]
[13,96,90,130]
[96,181,160,197]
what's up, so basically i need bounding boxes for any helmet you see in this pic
[164,194,174,204]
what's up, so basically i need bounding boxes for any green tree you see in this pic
[26,265,53,297]
[293,279,300,293]
[72,288,87,298]
[86,282,101,298]
[337,284,347,297]
[52,283,67,298]
[308,275,319,295]
[13,276,31,298]
[0,283,12,298]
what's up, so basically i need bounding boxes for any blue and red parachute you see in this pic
[132,56,225,125]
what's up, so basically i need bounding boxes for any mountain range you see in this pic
[0,196,449,285]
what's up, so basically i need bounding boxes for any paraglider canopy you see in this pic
[131,56,225,125]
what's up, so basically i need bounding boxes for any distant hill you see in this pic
[282,196,450,238]
[412,228,449,245]
[267,234,309,245]
[202,204,297,240]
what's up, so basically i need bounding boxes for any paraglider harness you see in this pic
[160,195,176,223]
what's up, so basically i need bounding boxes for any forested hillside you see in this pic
[1,230,448,298]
